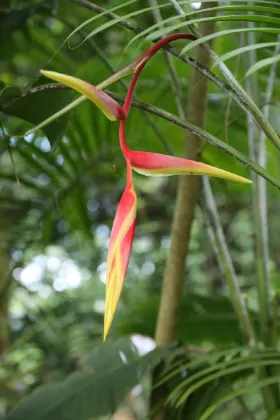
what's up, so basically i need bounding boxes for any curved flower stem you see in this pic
[123,33,195,115]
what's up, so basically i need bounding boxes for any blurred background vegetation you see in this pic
[1,0,280,419]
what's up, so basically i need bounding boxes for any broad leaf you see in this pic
[7,339,167,420]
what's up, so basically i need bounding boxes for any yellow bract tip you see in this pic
[40,70,123,121]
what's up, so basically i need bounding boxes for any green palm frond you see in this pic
[158,347,280,418]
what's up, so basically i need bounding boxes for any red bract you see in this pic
[104,161,136,340]
[42,33,252,340]
[119,120,251,184]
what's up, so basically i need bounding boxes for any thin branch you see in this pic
[202,177,255,345]
[216,94,280,139]
[69,0,141,34]
[244,14,278,414]
[4,84,69,108]
[244,28,269,345]
[167,0,185,17]
[167,1,255,345]
[256,39,280,337]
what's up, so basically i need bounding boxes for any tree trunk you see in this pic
[155,2,218,347]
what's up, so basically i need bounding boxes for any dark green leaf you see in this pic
[7,340,167,420]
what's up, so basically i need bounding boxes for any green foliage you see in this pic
[1,0,280,419]
[0,80,73,145]
[6,338,168,420]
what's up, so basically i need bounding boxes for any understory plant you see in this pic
[3,1,280,419]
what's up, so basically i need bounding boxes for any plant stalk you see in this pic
[154,1,217,346]
[202,177,255,345]
[244,16,278,414]
[244,28,271,347]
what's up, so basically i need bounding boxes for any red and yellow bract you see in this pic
[119,121,251,184]
[104,161,136,340]
[42,33,252,340]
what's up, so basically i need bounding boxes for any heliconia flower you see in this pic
[42,33,252,340]
[40,70,125,121]
[104,161,137,340]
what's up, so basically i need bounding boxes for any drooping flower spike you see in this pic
[42,33,251,340]
[104,160,137,340]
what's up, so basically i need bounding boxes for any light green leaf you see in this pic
[246,53,280,77]
[212,42,280,68]
[128,5,280,47]
[173,359,280,406]
[200,376,280,420]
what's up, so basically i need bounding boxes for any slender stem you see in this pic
[154,2,217,350]
[154,2,252,346]
[244,27,269,345]
[123,33,195,114]
[244,13,278,415]
[167,0,185,17]
[218,94,280,139]
[148,0,185,118]
[202,177,255,345]
[258,37,280,409]
[256,36,280,337]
